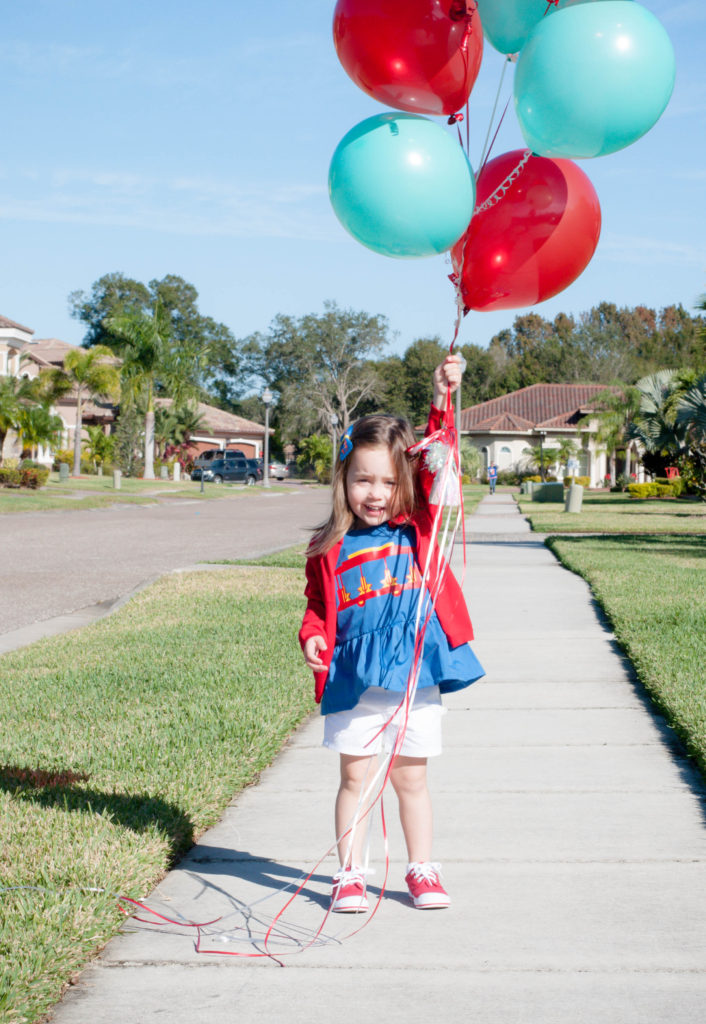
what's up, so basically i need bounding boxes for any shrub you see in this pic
[20,466,50,488]
[564,476,590,489]
[53,449,73,468]
[0,467,21,487]
[497,469,521,486]
[628,482,675,499]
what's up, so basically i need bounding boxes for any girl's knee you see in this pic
[339,753,375,789]
[390,760,429,798]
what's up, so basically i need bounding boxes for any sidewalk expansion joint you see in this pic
[92,962,706,975]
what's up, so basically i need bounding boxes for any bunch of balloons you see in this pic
[328,0,675,312]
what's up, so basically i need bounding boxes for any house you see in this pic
[458,383,643,487]
[2,312,269,464]
[1,316,117,463]
[155,398,269,459]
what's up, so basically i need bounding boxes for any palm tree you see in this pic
[626,371,688,478]
[675,371,706,497]
[522,441,559,479]
[42,346,120,476]
[581,385,640,485]
[0,371,40,463]
[15,404,64,460]
[154,402,209,460]
[106,300,207,479]
[554,437,580,477]
[83,424,116,472]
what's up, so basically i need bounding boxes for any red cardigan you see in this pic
[299,404,474,704]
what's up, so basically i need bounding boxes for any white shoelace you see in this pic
[406,861,442,883]
[332,867,370,887]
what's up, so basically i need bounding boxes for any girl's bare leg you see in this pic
[335,753,376,867]
[389,755,433,864]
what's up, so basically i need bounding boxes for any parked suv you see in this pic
[246,458,263,482]
[191,455,258,485]
[193,448,245,467]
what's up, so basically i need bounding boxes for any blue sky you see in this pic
[2,0,704,357]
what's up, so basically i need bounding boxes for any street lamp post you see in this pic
[262,387,272,489]
[330,412,339,482]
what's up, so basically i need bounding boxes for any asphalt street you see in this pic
[0,486,330,637]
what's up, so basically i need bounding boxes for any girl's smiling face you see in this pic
[346,445,397,528]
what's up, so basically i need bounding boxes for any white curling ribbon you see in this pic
[425,441,461,507]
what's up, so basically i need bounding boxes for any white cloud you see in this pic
[601,232,704,268]
[0,166,334,241]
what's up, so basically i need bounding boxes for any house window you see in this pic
[499,445,512,469]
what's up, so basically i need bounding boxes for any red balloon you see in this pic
[333,0,483,116]
[452,150,601,312]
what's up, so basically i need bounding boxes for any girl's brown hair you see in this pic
[308,414,420,557]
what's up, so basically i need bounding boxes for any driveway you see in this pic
[0,487,330,641]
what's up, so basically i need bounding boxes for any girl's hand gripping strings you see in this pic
[303,635,328,672]
[433,353,464,409]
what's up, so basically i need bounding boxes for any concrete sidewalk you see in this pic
[52,492,706,1024]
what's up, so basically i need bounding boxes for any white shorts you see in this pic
[323,686,445,758]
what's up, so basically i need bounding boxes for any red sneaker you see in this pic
[331,867,369,913]
[405,862,450,909]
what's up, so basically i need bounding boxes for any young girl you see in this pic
[299,355,484,913]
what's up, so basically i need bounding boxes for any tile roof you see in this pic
[0,314,34,334]
[156,398,267,437]
[459,383,613,433]
[19,338,76,368]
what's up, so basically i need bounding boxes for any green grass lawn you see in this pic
[519,490,706,534]
[0,474,289,515]
[548,534,706,775]
[0,567,313,1024]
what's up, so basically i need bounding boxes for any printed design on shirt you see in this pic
[335,541,421,611]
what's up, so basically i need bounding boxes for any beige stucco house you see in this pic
[1,312,269,465]
[155,398,269,460]
[459,383,644,487]
[0,315,116,463]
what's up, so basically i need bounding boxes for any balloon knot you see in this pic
[449,0,476,23]
[447,112,464,125]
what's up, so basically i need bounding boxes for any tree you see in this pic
[15,404,64,460]
[0,375,31,462]
[626,371,688,479]
[113,398,142,477]
[106,299,206,479]
[522,441,559,480]
[42,346,120,476]
[296,433,332,483]
[582,385,641,486]
[83,424,115,471]
[154,402,210,462]
[250,302,390,439]
[459,439,481,480]
[674,371,706,497]
[554,437,580,477]
[69,272,247,405]
[401,338,447,424]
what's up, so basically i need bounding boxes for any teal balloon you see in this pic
[515,1,675,158]
[476,0,547,55]
[328,112,475,259]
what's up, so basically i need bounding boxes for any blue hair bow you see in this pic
[339,424,354,461]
